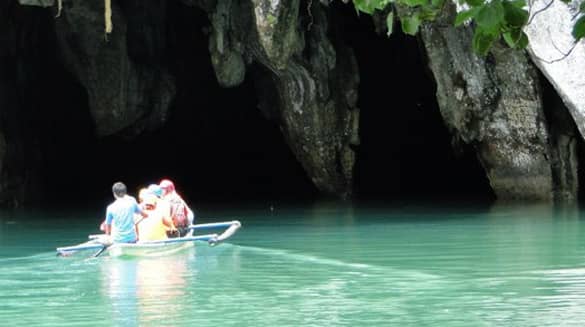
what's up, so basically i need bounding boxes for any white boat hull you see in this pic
[56,220,241,257]
[107,241,194,258]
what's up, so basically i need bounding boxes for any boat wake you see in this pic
[235,245,373,270]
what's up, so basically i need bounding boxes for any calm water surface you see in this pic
[2,202,585,326]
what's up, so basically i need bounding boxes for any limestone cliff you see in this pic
[1,0,582,207]
[418,3,577,202]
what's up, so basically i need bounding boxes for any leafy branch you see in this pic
[351,0,585,56]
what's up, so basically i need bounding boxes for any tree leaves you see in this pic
[353,0,390,15]
[502,0,528,27]
[455,7,481,26]
[475,0,505,34]
[473,30,497,56]
[503,29,528,49]
[386,10,395,36]
[350,0,583,55]
[401,12,421,35]
[462,0,530,55]
[402,0,428,6]
[573,16,585,41]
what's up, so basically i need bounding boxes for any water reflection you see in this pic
[481,203,582,270]
[309,200,356,226]
[100,253,190,326]
[100,259,139,327]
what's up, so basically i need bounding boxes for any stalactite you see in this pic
[55,0,62,17]
[104,0,112,36]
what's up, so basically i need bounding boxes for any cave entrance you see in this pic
[15,2,492,210]
[332,3,494,205]
[37,2,317,209]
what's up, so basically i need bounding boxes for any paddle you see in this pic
[93,244,109,257]
[93,234,118,257]
[56,242,105,256]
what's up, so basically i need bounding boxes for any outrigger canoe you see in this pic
[56,220,241,258]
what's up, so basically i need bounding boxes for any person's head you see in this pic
[148,184,163,198]
[159,179,175,195]
[138,188,150,203]
[112,182,127,198]
[143,194,157,210]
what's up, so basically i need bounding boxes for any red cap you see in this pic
[159,179,175,193]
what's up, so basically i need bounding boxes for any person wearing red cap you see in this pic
[159,179,195,237]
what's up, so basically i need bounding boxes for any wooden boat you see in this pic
[56,220,241,258]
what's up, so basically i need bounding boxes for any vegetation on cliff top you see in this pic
[352,0,585,55]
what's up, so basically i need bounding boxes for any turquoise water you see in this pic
[2,202,585,326]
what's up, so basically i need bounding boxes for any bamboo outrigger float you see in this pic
[56,220,242,258]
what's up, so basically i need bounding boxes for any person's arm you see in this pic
[130,201,145,241]
[104,209,113,235]
[186,205,195,224]
[159,200,177,231]
[133,199,148,218]
[180,196,195,224]
[138,205,148,218]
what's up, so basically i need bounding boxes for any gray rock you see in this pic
[421,3,558,201]
[524,0,585,139]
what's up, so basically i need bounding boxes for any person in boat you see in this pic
[159,179,195,237]
[137,187,150,210]
[135,193,176,241]
[147,183,178,236]
[103,181,147,243]
[100,185,150,232]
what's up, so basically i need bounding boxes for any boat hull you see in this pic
[56,220,241,257]
[107,241,194,258]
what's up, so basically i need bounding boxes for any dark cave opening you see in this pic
[6,1,495,210]
[38,2,319,209]
[332,3,494,205]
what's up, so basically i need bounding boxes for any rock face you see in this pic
[5,0,359,205]
[253,4,359,198]
[522,0,583,203]
[200,0,360,198]
[419,3,577,202]
[54,0,175,137]
[1,3,50,207]
[3,0,582,206]
[18,0,53,7]
[524,0,585,139]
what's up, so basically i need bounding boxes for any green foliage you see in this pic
[502,0,528,27]
[574,16,585,41]
[454,7,480,27]
[386,10,394,36]
[353,0,392,14]
[401,12,421,35]
[475,0,504,34]
[350,0,585,56]
[473,30,497,55]
[402,0,428,7]
[503,29,528,49]
[454,0,531,55]
[574,3,585,41]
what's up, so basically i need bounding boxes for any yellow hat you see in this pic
[138,188,149,202]
[143,194,157,206]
